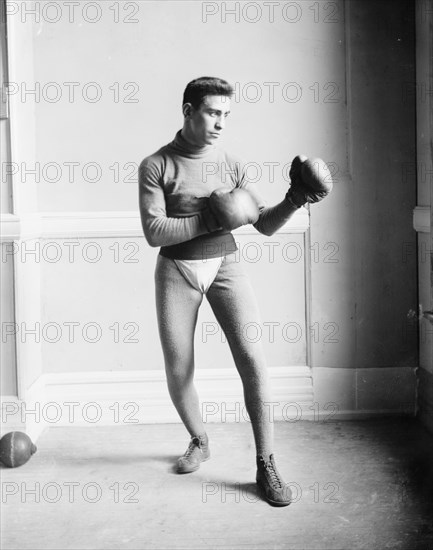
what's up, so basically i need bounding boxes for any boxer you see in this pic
[139,76,332,506]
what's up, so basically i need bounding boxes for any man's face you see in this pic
[184,95,231,146]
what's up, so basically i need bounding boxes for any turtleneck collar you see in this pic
[170,129,216,159]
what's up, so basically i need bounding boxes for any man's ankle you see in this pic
[256,451,272,462]
[192,433,208,446]
[177,433,210,474]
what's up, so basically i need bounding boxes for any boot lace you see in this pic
[183,437,200,458]
[265,461,283,489]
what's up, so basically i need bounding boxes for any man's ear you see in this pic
[182,103,193,118]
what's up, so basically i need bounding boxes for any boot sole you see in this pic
[256,478,292,507]
[176,453,211,474]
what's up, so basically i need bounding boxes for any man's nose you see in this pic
[215,117,225,129]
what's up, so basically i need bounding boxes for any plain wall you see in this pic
[3,1,418,404]
[32,1,347,210]
[31,0,347,373]
[310,0,417,371]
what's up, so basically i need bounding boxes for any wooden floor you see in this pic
[1,418,432,550]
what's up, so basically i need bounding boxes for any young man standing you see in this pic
[139,76,332,506]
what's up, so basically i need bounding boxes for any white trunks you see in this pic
[174,257,225,294]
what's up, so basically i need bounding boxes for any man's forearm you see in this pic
[140,206,221,248]
[253,195,301,236]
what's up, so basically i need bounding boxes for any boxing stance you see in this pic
[138,77,332,506]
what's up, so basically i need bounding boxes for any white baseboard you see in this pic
[0,396,25,437]
[313,366,417,418]
[1,376,47,443]
[417,367,433,435]
[43,366,312,424]
[413,206,431,234]
[2,365,417,443]
[1,367,312,437]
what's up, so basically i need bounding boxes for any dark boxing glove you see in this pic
[286,155,333,208]
[208,188,260,231]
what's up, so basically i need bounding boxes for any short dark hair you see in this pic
[182,77,233,110]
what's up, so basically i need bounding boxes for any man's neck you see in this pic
[171,129,213,160]
[181,127,204,148]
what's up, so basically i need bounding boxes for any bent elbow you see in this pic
[140,222,161,248]
[261,227,276,237]
[253,221,275,237]
[139,214,161,247]
[144,232,161,248]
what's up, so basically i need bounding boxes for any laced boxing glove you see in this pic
[286,155,333,208]
[208,188,260,231]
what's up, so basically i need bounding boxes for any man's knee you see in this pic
[165,365,194,391]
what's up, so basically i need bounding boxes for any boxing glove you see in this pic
[286,155,333,207]
[209,188,260,231]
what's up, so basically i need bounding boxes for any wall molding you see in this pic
[413,206,431,233]
[0,208,310,242]
[2,365,419,442]
[25,366,313,429]
[0,213,20,242]
[0,396,25,437]
[417,367,433,435]
[0,372,46,442]
[313,366,417,419]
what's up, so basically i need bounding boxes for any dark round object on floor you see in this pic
[0,431,37,468]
